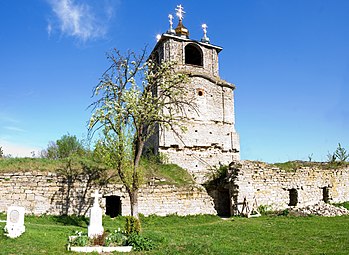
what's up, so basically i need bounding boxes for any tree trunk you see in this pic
[134,139,145,168]
[129,189,139,218]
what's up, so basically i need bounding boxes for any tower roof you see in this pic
[174,4,189,38]
[175,20,189,38]
[157,5,219,49]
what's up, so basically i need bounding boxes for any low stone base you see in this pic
[68,246,132,253]
[4,225,25,238]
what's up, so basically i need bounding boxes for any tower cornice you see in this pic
[153,33,223,54]
[180,70,235,90]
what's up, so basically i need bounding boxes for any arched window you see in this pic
[185,44,203,66]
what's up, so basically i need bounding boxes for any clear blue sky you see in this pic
[0,0,348,162]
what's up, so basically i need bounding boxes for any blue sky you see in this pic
[0,0,348,162]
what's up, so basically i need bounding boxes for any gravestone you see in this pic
[5,206,25,238]
[88,190,104,238]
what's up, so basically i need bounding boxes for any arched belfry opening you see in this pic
[185,43,203,66]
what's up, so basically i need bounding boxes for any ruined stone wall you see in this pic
[138,185,216,216]
[0,172,216,216]
[230,161,349,212]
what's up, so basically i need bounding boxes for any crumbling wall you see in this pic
[138,185,216,216]
[229,161,349,212]
[0,171,216,216]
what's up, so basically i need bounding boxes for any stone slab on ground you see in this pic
[69,245,132,253]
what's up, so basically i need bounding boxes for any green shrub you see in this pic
[279,209,289,216]
[127,232,155,251]
[69,229,128,247]
[332,202,349,210]
[205,164,229,186]
[69,231,89,247]
[258,205,272,215]
[125,216,141,235]
[105,229,128,246]
[327,143,349,166]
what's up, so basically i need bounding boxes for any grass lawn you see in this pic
[1,214,349,255]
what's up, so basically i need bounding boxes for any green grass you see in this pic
[272,160,349,171]
[0,158,63,172]
[141,159,194,185]
[0,157,194,185]
[333,202,349,210]
[1,214,349,254]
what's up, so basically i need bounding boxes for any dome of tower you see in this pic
[175,20,189,38]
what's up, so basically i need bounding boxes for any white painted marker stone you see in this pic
[5,206,25,238]
[88,190,104,238]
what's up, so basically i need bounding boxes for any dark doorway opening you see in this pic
[211,188,231,216]
[322,187,330,203]
[288,188,298,206]
[105,196,122,218]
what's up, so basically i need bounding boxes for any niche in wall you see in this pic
[288,188,298,206]
[322,187,330,203]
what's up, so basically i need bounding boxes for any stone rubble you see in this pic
[290,202,349,217]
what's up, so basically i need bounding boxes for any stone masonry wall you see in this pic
[150,35,240,184]
[161,36,219,76]
[138,185,216,216]
[157,75,240,183]
[0,171,216,216]
[229,161,349,212]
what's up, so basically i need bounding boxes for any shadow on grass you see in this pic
[51,215,89,227]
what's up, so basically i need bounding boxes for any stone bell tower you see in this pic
[149,5,240,183]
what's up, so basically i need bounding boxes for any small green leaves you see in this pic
[89,49,196,216]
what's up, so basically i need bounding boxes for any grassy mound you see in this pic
[0,157,194,186]
[272,160,349,171]
[0,158,63,172]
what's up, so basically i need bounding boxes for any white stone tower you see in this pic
[149,5,240,183]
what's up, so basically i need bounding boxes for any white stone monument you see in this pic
[88,190,104,238]
[5,206,25,238]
